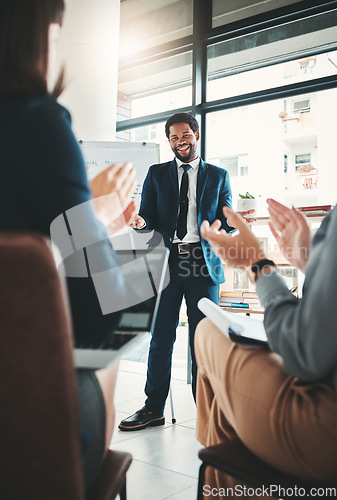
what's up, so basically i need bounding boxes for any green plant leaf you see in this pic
[239,192,255,199]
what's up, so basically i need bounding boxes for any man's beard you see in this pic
[174,143,197,163]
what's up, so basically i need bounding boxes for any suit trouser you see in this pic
[144,245,219,415]
[195,318,337,499]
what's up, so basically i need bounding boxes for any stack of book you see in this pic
[297,204,333,215]
[219,291,261,310]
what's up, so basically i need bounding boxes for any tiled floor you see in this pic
[110,323,201,500]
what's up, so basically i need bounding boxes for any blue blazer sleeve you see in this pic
[216,170,233,233]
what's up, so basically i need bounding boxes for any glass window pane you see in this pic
[118,51,193,119]
[116,122,173,163]
[208,50,337,102]
[293,99,310,113]
[295,154,311,165]
[233,268,249,290]
[220,157,238,177]
[212,0,307,29]
[279,267,299,292]
[206,88,337,215]
[208,11,337,102]
[119,0,193,58]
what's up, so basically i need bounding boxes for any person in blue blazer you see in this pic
[119,112,236,431]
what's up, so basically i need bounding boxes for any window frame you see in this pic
[116,0,337,160]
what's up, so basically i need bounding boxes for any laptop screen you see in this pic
[74,247,169,364]
[113,248,168,332]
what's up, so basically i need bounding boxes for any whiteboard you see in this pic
[80,141,159,208]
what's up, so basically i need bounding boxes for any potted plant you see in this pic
[237,192,257,214]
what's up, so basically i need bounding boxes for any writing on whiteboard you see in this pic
[80,141,160,208]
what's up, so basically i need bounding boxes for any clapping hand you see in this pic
[237,208,257,224]
[267,199,311,273]
[201,206,266,268]
[106,200,137,235]
[90,162,136,234]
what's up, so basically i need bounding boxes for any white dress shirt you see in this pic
[173,157,200,243]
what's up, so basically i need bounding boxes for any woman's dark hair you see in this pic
[165,112,199,138]
[0,0,65,97]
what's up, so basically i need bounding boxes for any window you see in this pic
[207,8,337,102]
[220,157,238,177]
[118,51,193,120]
[207,47,337,103]
[279,267,299,292]
[206,87,337,210]
[295,153,311,169]
[117,0,337,208]
[212,0,307,29]
[134,124,157,142]
[293,99,310,113]
[240,165,248,176]
[233,268,249,291]
[118,0,193,121]
[116,123,172,163]
[119,0,193,58]
[217,156,248,178]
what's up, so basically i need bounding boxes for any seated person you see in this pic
[0,0,136,490]
[196,199,337,497]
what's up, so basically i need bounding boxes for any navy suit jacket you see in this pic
[138,158,232,285]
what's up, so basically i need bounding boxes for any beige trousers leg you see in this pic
[195,318,337,498]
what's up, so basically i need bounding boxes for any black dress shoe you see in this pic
[118,406,165,431]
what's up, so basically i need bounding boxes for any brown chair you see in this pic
[0,232,132,500]
[87,450,132,500]
[197,439,337,499]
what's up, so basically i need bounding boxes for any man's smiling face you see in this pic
[168,122,200,163]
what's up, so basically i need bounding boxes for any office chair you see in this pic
[0,232,132,499]
[197,439,337,500]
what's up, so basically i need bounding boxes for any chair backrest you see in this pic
[198,440,337,500]
[0,233,84,499]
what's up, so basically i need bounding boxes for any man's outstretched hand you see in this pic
[129,214,146,229]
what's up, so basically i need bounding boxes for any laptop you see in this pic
[74,247,169,369]
[198,297,269,348]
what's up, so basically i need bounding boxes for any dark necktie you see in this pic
[176,164,191,241]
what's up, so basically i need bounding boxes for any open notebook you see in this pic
[198,297,269,348]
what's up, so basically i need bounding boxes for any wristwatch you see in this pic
[250,259,276,283]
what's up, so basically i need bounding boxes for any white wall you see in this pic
[317,89,337,205]
[56,0,120,141]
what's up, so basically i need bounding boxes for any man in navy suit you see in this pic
[118,112,234,431]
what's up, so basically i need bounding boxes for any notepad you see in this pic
[198,298,269,348]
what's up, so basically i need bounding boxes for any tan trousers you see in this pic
[195,318,337,498]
